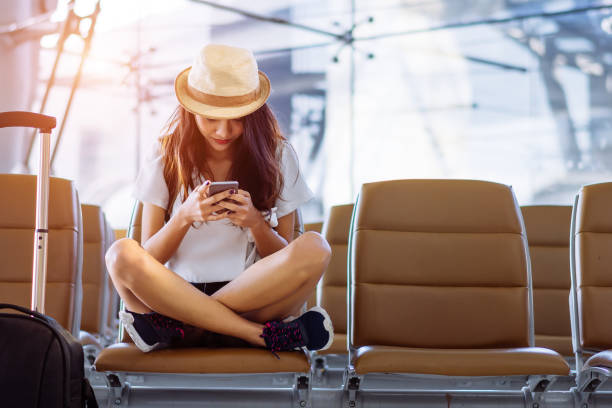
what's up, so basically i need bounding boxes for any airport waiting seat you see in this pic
[521,206,573,357]
[79,204,110,351]
[0,174,83,337]
[318,204,354,356]
[93,201,312,407]
[104,273,119,340]
[104,223,120,340]
[346,180,570,406]
[569,182,612,402]
[304,222,323,309]
[304,222,323,233]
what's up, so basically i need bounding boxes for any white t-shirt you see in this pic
[132,140,314,283]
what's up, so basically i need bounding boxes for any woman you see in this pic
[106,44,333,354]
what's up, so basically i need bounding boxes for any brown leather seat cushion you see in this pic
[95,343,310,374]
[317,333,347,355]
[585,350,612,369]
[535,335,573,358]
[354,346,570,376]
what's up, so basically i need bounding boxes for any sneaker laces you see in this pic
[261,320,308,359]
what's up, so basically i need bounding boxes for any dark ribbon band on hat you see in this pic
[187,84,260,107]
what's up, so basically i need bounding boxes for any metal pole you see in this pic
[50,1,101,168]
[23,1,75,170]
[348,0,355,200]
[31,130,50,313]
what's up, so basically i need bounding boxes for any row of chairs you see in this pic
[0,173,316,406]
[0,174,119,363]
[308,179,612,407]
[90,179,612,407]
[4,174,612,407]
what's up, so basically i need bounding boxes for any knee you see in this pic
[291,231,331,278]
[105,238,145,284]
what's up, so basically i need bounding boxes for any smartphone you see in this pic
[208,181,238,215]
[208,181,239,196]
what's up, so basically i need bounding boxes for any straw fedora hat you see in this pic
[175,44,271,119]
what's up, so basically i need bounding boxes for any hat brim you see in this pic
[174,67,271,120]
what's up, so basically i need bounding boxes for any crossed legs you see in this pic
[106,231,331,346]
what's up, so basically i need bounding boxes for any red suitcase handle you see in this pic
[0,111,56,132]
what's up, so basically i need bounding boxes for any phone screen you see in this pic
[208,181,239,196]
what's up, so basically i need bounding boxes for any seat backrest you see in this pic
[303,222,322,308]
[113,229,127,240]
[349,179,532,350]
[104,219,119,338]
[128,201,144,242]
[521,205,572,356]
[0,174,83,336]
[304,222,323,233]
[293,207,304,240]
[571,183,612,352]
[80,204,109,334]
[319,204,354,335]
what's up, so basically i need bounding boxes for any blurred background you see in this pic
[1,0,612,227]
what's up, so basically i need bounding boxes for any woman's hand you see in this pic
[217,189,265,229]
[178,181,236,226]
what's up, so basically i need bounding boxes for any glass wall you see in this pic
[9,0,612,226]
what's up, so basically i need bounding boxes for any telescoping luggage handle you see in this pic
[0,111,56,315]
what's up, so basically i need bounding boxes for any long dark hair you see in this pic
[159,104,285,220]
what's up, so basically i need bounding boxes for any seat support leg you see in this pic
[314,356,326,380]
[294,374,310,408]
[344,373,360,408]
[572,386,592,408]
[106,373,127,407]
[578,374,606,393]
[522,375,559,407]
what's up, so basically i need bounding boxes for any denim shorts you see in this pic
[128,281,252,349]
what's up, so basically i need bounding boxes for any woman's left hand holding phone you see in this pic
[216,189,264,229]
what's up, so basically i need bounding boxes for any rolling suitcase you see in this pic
[0,111,98,407]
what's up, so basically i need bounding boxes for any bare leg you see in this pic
[106,238,265,346]
[240,273,320,323]
[107,267,152,314]
[212,231,331,321]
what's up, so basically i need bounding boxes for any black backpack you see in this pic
[0,304,98,408]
